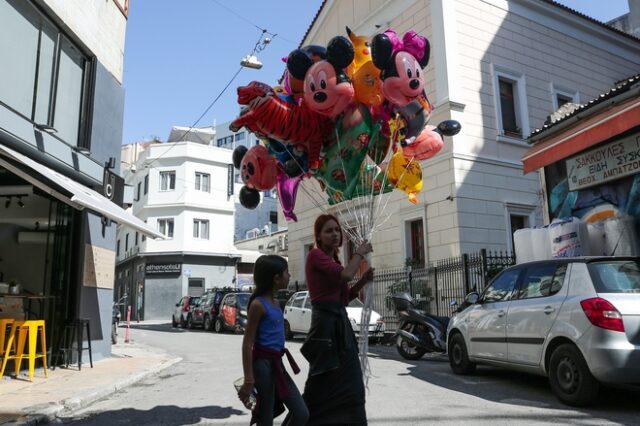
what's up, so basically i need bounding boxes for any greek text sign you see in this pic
[566,134,640,191]
[145,263,182,276]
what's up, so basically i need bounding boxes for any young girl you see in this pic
[238,255,309,426]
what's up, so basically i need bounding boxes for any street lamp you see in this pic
[240,54,263,69]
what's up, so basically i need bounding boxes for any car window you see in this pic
[588,260,640,293]
[518,264,566,299]
[286,295,295,307]
[348,298,363,308]
[303,296,312,309]
[292,293,306,308]
[482,268,521,303]
[236,293,250,309]
[189,297,200,306]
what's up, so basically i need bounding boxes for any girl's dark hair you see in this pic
[248,255,288,308]
[314,214,342,263]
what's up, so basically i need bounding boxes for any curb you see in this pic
[16,356,183,425]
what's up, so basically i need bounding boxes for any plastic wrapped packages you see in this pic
[514,228,534,264]
[531,226,552,260]
[602,215,640,256]
[549,217,588,258]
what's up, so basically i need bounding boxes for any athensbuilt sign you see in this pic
[145,263,182,276]
[567,133,640,191]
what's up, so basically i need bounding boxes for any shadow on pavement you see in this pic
[368,345,640,424]
[61,404,244,425]
[124,322,198,334]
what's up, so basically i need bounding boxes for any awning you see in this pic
[522,99,640,174]
[0,144,165,239]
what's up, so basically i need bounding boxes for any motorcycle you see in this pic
[112,294,126,344]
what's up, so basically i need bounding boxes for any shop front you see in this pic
[523,75,640,255]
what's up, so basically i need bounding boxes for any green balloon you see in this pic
[314,105,392,205]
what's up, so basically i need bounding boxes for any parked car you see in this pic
[275,289,296,311]
[447,257,640,407]
[214,292,251,333]
[172,295,201,328]
[189,287,238,330]
[283,291,384,339]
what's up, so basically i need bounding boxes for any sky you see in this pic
[120,0,632,145]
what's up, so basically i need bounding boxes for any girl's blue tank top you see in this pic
[255,296,285,352]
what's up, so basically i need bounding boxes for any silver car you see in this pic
[447,257,640,406]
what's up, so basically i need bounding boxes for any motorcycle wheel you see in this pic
[111,322,117,344]
[396,323,427,360]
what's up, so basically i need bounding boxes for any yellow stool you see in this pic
[0,320,48,381]
[0,319,15,358]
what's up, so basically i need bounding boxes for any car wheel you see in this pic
[214,318,224,333]
[396,323,427,360]
[187,315,194,329]
[171,315,177,328]
[548,344,600,406]
[204,315,212,331]
[448,332,476,375]
[284,320,293,340]
[180,315,187,328]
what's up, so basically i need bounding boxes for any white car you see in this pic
[447,257,640,407]
[283,291,384,339]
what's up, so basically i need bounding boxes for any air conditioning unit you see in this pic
[246,228,260,239]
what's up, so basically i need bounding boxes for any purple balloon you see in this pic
[276,169,303,222]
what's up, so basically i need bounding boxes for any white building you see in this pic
[286,0,640,284]
[116,127,241,319]
[213,120,281,241]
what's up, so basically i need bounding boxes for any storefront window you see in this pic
[0,0,90,147]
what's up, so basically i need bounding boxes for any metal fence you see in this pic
[367,249,516,331]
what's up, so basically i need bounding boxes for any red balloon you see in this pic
[240,145,277,191]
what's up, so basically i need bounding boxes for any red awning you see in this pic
[522,101,640,174]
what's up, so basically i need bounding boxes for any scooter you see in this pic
[391,292,452,360]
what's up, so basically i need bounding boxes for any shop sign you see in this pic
[227,164,234,197]
[145,263,182,276]
[566,134,640,191]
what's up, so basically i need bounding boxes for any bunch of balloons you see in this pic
[230,27,461,220]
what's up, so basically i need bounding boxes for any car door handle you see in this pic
[543,306,555,315]
[497,310,506,318]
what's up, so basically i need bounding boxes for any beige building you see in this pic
[285,0,640,284]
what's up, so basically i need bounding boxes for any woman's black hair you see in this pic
[248,255,288,308]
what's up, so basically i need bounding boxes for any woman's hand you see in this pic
[361,267,374,282]
[356,240,373,257]
[238,381,254,407]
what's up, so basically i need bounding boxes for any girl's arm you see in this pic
[349,267,374,300]
[238,300,265,405]
[340,241,372,282]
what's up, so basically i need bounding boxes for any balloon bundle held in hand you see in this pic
[230,27,461,217]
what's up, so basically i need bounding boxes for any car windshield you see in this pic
[189,297,201,305]
[236,293,250,308]
[588,260,640,293]
[348,298,363,308]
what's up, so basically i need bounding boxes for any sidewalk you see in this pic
[0,336,182,425]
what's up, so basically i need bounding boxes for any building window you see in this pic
[408,219,425,267]
[269,211,278,225]
[135,232,139,246]
[195,172,210,192]
[551,84,579,111]
[117,239,120,256]
[505,203,535,252]
[159,171,175,191]
[193,219,209,239]
[188,278,204,296]
[0,0,91,147]
[235,132,245,141]
[216,135,234,147]
[142,220,146,241]
[136,182,141,201]
[158,218,174,238]
[143,174,148,194]
[492,66,529,140]
[125,233,129,252]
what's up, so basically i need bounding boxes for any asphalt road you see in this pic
[54,322,639,425]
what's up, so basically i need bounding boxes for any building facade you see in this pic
[0,0,158,362]
[116,130,241,320]
[285,0,640,284]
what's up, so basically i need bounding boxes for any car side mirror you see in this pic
[465,292,480,305]
[175,303,180,307]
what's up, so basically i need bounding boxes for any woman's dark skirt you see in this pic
[302,302,367,425]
